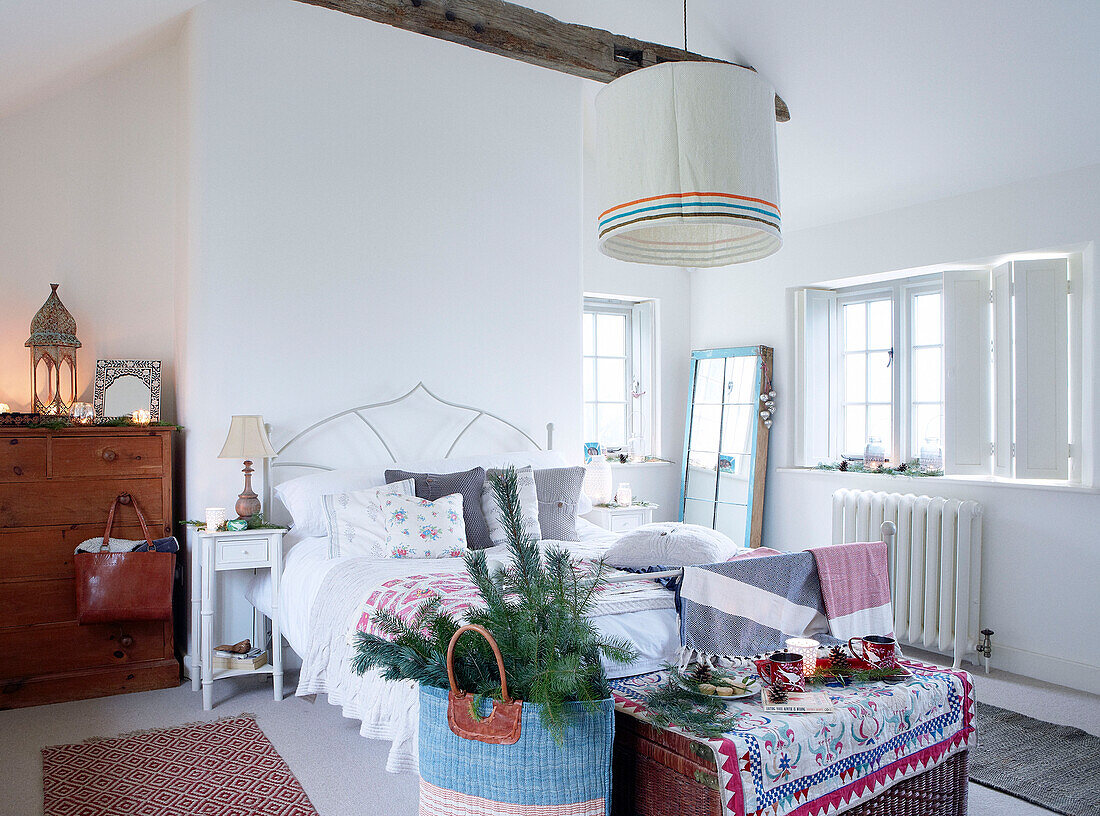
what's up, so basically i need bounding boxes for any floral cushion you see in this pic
[321,479,414,558]
[382,492,468,559]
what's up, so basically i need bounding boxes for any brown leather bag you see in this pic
[445,624,523,745]
[74,493,174,624]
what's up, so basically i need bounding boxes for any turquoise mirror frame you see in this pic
[680,346,774,549]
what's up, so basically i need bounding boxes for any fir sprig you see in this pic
[639,679,743,738]
[351,466,638,742]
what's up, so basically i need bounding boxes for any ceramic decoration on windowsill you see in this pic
[863,437,886,470]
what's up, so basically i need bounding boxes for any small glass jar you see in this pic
[615,483,633,506]
[863,437,886,470]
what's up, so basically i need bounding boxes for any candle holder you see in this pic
[205,507,227,533]
[131,409,152,425]
[786,637,820,676]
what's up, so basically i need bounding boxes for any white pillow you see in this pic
[273,450,571,536]
[382,492,468,559]
[481,466,541,547]
[604,522,745,568]
[321,479,414,558]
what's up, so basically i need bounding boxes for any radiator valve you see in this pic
[977,629,994,673]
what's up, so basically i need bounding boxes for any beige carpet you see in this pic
[2,651,1097,816]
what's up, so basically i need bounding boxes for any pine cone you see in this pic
[769,685,789,704]
[828,646,851,674]
[688,662,713,683]
[896,462,908,472]
[838,460,849,472]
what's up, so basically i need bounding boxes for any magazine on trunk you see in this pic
[761,687,835,713]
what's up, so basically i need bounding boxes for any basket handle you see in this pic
[101,493,154,552]
[445,624,512,703]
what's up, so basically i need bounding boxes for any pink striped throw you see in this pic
[808,541,894,640]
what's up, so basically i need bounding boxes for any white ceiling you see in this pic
[1,0,1099,231]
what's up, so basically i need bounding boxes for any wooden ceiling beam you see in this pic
[295,0,790,122]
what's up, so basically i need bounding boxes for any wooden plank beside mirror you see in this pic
[680,346,773,548]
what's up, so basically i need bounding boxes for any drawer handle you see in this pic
[102,450,118,462]
[120,635,134,648]
[241,550,250,556]
[12,466,22,476]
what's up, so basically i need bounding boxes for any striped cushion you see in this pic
[532,466,585,541]
[386,466,492,550]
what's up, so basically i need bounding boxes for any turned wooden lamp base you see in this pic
[235,459,262,519]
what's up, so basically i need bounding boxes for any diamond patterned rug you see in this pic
[42,715,318,816]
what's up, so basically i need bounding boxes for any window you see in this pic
[796,254,1078,481]
[583,296,657,455]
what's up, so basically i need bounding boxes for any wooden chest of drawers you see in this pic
[0,426,179,708]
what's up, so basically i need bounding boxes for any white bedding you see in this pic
[245,519,681,772]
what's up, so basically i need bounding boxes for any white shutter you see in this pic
[943,270,992,475]
[630,300,658,456]
[1013,259,1069,479]
[992,263,1013,478]
[795,288,836,465]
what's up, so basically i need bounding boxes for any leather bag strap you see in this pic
[444,624,522,744]
[446,624,512,703]
[101,493,154,552]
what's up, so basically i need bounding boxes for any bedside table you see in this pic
[583,504,658,533]
[190,527,287,711]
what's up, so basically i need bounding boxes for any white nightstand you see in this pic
[584,504,658,533]
[190,526,287,711]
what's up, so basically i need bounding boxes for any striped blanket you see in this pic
[679,551,840,656]
[809,541,894,641]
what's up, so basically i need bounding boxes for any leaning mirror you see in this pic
[93,360,162,422]
[680,346,774,548]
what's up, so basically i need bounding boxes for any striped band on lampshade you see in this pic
[595,62,781,267]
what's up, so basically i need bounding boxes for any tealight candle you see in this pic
[70,402,94,424]
[0,404,9,414]
[786,637,820,676]
[131,409,152,425]
[615,483,633,505]
[205,507,227,533]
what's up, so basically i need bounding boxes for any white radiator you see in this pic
[830,489,983,668]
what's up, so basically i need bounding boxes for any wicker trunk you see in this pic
[612,711,969,816]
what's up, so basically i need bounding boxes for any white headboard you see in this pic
[262,382,554,518]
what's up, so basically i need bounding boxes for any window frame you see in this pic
[583,298,634,452]
[582,296,659,456]
[831,274,943,465]
[903,281,946,461]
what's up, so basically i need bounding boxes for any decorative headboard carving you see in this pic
[262,382,554,516]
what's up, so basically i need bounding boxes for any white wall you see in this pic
[580,86,690,519]
[178,0,588,646]
[692,164,1100,692]
[0,43,182,418]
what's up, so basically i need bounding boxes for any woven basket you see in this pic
[612,711,969,816]
[419,625,616,816]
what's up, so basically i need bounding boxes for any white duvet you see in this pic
[245,520,681,772]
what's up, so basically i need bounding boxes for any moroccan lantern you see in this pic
[26,284,81,414]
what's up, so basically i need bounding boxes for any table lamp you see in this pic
[218,415,277,519]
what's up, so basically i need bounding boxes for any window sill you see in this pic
[607,458,676,468]
[776,467,1099,494]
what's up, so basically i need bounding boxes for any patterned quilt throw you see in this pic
[611,660,975,816]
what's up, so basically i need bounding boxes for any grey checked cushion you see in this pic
[482,466,541,548]
[532,466,585,541]
[385,466,492,550]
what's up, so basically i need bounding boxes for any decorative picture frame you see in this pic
[93,360,162,422]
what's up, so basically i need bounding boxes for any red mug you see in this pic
[753,652,805,691]
[848,635,898,668]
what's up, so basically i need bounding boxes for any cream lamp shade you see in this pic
[218,415,277,460]
[595,62,781,267]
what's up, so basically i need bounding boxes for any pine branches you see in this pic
[351,465,639,742]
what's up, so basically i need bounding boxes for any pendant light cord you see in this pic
[683,0,689,54]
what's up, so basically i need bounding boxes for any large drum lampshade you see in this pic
[595,62,781,267]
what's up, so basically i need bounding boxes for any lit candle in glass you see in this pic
[0,404,9,414]
[131,409,152,425]
[205,507,227,533]
[786,637,820,676]
[70,402,94,424]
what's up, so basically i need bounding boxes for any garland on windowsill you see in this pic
[814,459,943,477]
[595,499,655,509]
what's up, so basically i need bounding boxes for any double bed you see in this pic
[241,384,683,771]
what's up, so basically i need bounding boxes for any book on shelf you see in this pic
[214,646,264,660]
[213,648,268,671]
[761,688,834,713]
